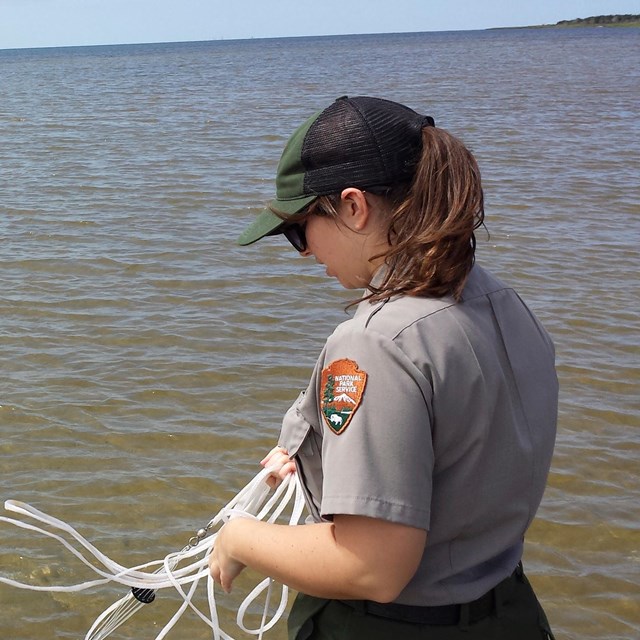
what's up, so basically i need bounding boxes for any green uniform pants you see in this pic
[288,567,555,640]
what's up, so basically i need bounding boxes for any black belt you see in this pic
[339,564,522,626]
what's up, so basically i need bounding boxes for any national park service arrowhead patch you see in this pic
[320,359,367,435]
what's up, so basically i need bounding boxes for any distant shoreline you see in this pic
[491,14,640,30]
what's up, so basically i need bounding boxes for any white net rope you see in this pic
[0,468,306,640]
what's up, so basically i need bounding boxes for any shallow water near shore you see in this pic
[1,27,639,639]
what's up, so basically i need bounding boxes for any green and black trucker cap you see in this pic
[237,96,435,246]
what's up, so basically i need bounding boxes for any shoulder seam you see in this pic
[363,287,514,340]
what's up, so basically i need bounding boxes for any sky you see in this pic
[0,0,638,50]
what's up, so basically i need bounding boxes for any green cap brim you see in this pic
[236,194,317,246]
[237,108,324,246]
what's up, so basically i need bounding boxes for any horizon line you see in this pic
[0,26,531,53]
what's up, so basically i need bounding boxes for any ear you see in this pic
[339,188,370,231]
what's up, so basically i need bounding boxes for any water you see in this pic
[1,28,639,639]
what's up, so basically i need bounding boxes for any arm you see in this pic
[208,513,426,603]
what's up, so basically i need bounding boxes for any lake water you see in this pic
[0,27,639,639]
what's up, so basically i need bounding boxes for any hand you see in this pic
[208,519,246,593]
[260,446,296,489]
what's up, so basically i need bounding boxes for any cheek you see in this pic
[305,218,334,253]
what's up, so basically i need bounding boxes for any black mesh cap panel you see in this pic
[301,96,428,195]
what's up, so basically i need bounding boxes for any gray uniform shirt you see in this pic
[279,265,558,606]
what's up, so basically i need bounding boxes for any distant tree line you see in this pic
[556,15,639,26]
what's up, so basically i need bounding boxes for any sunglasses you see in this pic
[282,221,307,253]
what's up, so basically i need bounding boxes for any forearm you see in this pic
[220,515,425,602]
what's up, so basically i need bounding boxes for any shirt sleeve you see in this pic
[318,321,434,530]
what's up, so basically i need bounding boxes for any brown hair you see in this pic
[306,127,484,303]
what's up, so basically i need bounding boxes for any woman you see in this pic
[209,96,557,640]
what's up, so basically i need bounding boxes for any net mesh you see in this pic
[301,96,426,194]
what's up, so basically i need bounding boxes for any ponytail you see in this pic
[367,126,485,303]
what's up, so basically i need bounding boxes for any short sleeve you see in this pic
[318,323,434,530]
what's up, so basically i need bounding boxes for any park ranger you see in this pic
[209,96,558,640]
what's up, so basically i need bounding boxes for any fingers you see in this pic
[261,446,294,472]
[260,445,288,467]
[277,460,296,479]
[209,556,233,593]
[264,460,296,488]
[261,446,296,487]
[208,526,245,594]
[208,550,224,591]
